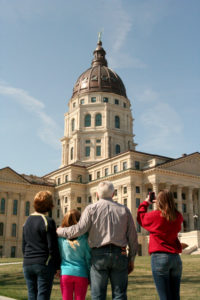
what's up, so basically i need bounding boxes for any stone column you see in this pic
[127,182,136,219]
[177,185,183,214]
[165,183,171,191]
[188,187,194,231]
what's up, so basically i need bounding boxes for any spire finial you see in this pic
[98,31,102,43]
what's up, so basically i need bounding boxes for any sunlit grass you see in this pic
[0,255,200,299]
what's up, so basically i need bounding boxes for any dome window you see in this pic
[91,75,98,81]
[85,114,91,127]
[85,146,90,157]
[70,147,74,160]
[71,119,75,132]
[115,116,120,129]
[96,146,101,156]
[95,114,102,126]
[123,102,126,108]
[80,99,84,104]
[115,144,121,154]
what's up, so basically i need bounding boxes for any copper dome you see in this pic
[72,41,127,98]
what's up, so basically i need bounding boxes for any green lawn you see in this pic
[0,255,200,299]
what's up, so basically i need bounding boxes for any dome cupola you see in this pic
[72,40,127,98]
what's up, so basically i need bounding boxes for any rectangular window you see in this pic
[97,171,100,179]
[57,178,61,185]
[96,146,101,156]
[123,102,126,108]
[80,99,84,104]
[123,186,127,194]
[11,246,16,258]
[96,139,101,143]
[85,140,90,144]
[136,198,140,208]
[136,222,141,233]
[123,162,127,170]
[88,196,92,203]
[136,186,140,193]
[57,209,60,218]
[182,193,186,200]
[13,200,18,215]
[77,197,82,203]
[103,97,108,103]
[65,175,68,183]
[115,99,119,105]
[105,168,109,176]
[0,223,4,236]
[11,224,16,237]
[65,207,68,213]
[65,197,68,203]
[89,174,92,182]
[0,245,3,258]
[85,146,90,157]
[25,201,30,216]
[114,189,118,196]
[77,207,81,212]
[114,165,118,173]
[124,198,127,206]
[57,199,60,206]
[182,204,187,213]
[91,97,96,103]
[173,192,177,199]
[135,161,140,170]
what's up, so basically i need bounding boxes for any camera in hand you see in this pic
[149,192,155,203]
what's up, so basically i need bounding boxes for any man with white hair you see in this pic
[57,181,138,300]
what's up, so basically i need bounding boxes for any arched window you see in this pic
[84,114,91,127]
[95,114,102,126]
[0,198,5,214]
[11,223,16,237]
[71,118,75,132]
[115,116,120,129]
[115,144,121,154]
[70,147,74,160]
[13,200,18,215]
[25,201,30,216]
[0,223,3,236]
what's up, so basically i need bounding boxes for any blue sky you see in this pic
[0,0,200,176]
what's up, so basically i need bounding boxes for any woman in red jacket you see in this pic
[137,190,183,300]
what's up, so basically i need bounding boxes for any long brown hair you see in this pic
[156,190,178,221]
[61,209,81,227]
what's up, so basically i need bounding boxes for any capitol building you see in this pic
[1,39,200,257]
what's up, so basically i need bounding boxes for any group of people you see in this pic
[22,180,183,300]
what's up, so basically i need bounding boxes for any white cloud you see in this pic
[0,81,62,149]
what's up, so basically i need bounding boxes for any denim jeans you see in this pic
[151,252,182,300]
[23,261,55,300]
[90,245,128,300]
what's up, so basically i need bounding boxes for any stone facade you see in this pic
[1,40,200,257]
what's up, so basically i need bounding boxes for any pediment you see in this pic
[0,167,29,184]
[158,154,200,176]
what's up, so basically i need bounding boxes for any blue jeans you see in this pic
[151,253,182,300]
[23,262,55,300]
[90,245,128,300]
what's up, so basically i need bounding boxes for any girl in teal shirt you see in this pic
[58,209,91,300]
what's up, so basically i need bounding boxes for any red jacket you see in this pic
[137,201,183,254]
